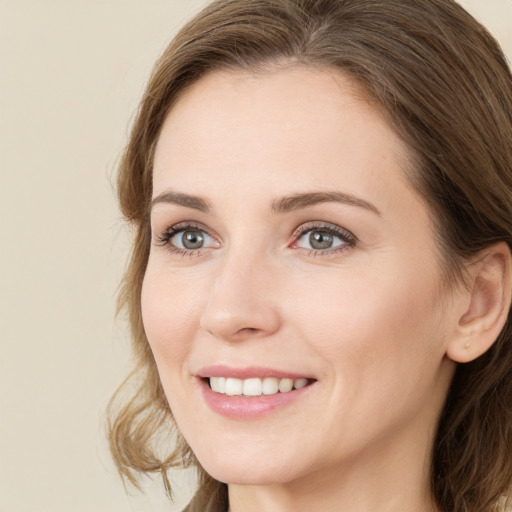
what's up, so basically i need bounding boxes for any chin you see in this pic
[195,448,304,486]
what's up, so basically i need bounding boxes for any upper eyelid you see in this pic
[156,220,354,236]
[154,220,215,237]
[292,221,357,242]
[295,222,348,233]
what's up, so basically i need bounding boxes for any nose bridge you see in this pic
[199,242,281,340]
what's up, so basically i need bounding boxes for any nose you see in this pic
[199,250,282,342]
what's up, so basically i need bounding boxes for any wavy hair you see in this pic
[107,1,512,511]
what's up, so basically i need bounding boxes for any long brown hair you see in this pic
[107,1,512,510]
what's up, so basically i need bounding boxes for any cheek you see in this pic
[141,266,203,367]
[288,261,446,390]
[286,266,450,455]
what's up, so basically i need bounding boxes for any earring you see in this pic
[464,335,471,350]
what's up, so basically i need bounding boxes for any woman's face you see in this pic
[142,67,459,486]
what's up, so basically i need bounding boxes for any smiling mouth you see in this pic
[205,377,315,397]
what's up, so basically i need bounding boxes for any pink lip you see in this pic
[196,365,313,380]
[195,366,317,420]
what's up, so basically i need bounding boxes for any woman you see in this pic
[107,1,512,511]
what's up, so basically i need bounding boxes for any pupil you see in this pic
[310,231,333,250]
[183,230,204,249]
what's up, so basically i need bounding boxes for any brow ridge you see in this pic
[149,189,380,216]
[271,191,380,215]
[149,190,211,214]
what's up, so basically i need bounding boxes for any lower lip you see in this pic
[198,378,315,419]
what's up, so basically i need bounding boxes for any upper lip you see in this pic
[196,365,314,380]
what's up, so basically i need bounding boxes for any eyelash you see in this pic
[290,222,356,256]
[154,221,357,258]
[154,221,212,258]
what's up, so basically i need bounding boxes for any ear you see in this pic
[446,242,512,363]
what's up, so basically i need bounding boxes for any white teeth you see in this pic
[210,377,220,392]
[294,378,308,390]
[225,377,243,396]
[243,378,262,396]
[262,377,279,395]
[278,378,293,393]
[208,377,310,396]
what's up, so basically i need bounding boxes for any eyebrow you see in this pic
[149,190,211,213]
[149,189,380,216]
[270,191,380,215]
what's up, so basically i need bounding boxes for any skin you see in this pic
[142,66,485,512]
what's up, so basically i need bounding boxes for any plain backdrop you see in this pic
[0,1,511,511]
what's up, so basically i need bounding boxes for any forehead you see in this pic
[152,66,415,212]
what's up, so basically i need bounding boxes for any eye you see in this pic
[292,223,356,254]
[172,228,210,250]
[155,223,219,255]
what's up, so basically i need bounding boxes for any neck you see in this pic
[227,422,440,512]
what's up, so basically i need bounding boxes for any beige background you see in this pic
[0,1,510,511]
